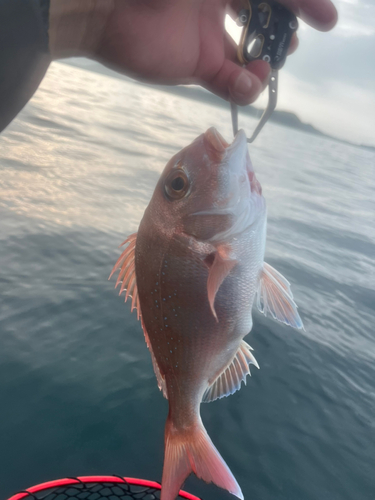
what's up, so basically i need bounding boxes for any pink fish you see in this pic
[110,128,303,500]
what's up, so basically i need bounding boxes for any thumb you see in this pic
[229,69,259,105]
[204,59,269,105]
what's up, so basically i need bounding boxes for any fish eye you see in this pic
[171,176,185,191]
[164,169,190,200]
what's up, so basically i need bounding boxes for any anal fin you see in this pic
[141,318,168,399]
[202,340,259,403]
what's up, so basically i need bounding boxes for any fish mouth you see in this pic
[193,129,254,218]
[224,129,250,177]
[203,128,247,155]
[204,127,229,152]
[203,128,252,184]
[204,128,249,170]
[226,129,247,152]
[193,129,263,241]
[202,127,257,197]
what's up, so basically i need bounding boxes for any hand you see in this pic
[49,0,337,106]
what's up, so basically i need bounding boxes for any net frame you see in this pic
[7,475,202,500]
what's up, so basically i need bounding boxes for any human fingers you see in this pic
[288,33,299,55]
[244,59,270,91]
[203,58,263,105]
[228,0,337,32]
[224,44,294,97]
[224,34,270,87]
[274,0,337,31]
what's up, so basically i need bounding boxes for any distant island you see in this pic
[63,59,375,152]
[150,83,375,152]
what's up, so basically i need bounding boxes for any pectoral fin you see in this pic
[256,262,304,329]
[207,250,237,321]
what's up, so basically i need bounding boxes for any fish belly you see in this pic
[135,212,267,405]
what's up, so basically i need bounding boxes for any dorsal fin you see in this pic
[109,232,140,318]
[109,232,167,398]
[256,262,304,330]
[202,340,259,403]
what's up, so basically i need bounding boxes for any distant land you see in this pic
[63,59,375,152]
[147,83,375,152]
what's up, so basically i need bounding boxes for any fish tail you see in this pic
[161,415,243,500]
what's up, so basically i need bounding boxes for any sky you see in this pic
[226,0,375,146]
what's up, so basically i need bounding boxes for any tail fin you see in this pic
[161,417,243,500]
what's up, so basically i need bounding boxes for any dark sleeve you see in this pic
[0,0,51,133]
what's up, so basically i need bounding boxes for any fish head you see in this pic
[151,127,265,242]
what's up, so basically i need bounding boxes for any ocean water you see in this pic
[0,62,374,500]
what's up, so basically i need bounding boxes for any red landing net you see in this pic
[7,476,201,500]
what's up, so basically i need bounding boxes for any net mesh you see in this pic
[12,478,199,500]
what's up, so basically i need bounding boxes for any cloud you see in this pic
[334,0,375,37]
[287,21,375,90]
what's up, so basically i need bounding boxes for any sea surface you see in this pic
[0,62,374,500]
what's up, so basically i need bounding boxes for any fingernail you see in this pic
[233,72,252,97]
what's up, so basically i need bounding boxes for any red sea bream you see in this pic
[110,128,303,500]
